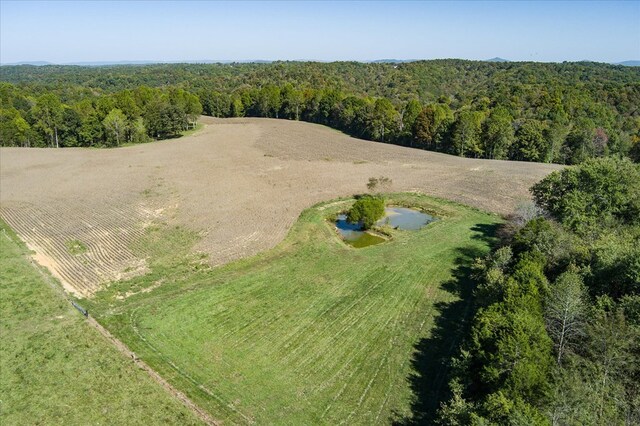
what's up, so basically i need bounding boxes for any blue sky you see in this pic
[1,1,638,63]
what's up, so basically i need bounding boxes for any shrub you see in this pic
[366,176,392,193]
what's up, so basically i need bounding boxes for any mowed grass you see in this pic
[0,221,202,425]
[88,193,501,424]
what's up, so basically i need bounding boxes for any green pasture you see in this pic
[0,221,202,425]
[88,193,501,424]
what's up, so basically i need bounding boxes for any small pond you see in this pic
[335,207,435,248]
[335,214,386,248]
[377,207,435,230]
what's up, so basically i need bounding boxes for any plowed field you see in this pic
[0,117,560,296]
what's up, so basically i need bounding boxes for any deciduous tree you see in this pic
[102,108,127,146]
[31,93,63,148]
[545,271,587,365]
[482,107,514,159]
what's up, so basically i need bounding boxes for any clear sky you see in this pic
[1,0,639,64]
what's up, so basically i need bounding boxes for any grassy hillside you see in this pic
[87,193,501,424]
[0,221,202,425]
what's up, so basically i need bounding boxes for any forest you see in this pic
[1,60,639,163]
[437,157,640,424]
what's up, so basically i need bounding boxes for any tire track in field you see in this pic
[0,199,161,297]
[90,315,221,426]
[129,308,256,424]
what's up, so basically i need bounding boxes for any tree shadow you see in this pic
[469,222,502,247]
[393,223,499,425]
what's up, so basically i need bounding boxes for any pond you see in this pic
[335,207,435,248]
[335,214,386,248]
[376,207,435,230]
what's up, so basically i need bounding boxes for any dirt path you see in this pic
[86,316,220,426]
[0,117,562,296]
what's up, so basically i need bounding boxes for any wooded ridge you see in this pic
[2,60,638,163]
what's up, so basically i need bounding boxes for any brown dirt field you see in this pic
[0,117,561,297]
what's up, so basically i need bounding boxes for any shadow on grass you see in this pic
[394,222,499,425]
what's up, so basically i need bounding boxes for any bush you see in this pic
[366,176,392,193]
[531,157,640,232]
[347,196,385,229]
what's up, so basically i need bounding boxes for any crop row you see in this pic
[0,201,159,297]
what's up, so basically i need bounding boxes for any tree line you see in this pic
[437,157,640,424]
[199,85,638,164]
[1,60,638,163]
[0,84,201,147]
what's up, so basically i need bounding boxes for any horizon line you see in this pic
[2,58,639,67]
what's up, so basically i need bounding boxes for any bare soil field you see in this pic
[0,117,560,296]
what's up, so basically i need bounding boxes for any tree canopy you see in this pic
[439,157,640,424]
[1,60,638,164]
[347,195,385,229]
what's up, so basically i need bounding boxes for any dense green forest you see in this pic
[1,60,639,163]
[437,157,639,424]
[0,84,201,147]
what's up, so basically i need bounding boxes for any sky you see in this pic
[1,1,639,64]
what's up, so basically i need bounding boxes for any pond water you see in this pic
[335,207,435,248]
[335,214,386,247]
[376,207,435,230]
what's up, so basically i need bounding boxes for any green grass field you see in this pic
[0,222,202,425]
[86,193,500,424]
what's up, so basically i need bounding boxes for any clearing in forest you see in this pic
[0,117,560,297]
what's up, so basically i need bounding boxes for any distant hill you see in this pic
[0,59,273,67]
[61,60,159,66]
[369,59,417,63]
[576,60,640,67]
[4,58,638,67]
[2,61,53,66]
[617,60,640,67]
